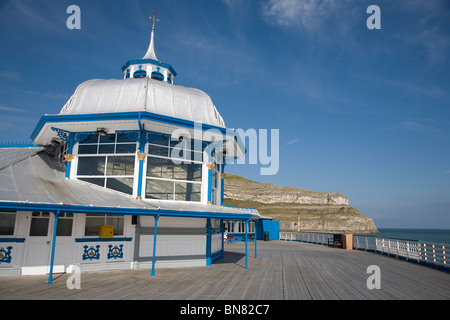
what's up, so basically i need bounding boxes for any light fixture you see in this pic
[97,128,108,136]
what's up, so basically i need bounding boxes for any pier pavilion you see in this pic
[0,13,262,279]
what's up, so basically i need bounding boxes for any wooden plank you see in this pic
[1,241,449,300]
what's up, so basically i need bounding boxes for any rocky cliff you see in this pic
[223,174,378,234]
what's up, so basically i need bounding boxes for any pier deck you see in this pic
[1,241,449,300]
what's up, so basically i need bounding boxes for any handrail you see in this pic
[280,231,448,270]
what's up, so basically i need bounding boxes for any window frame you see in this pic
[76,133,137,196]
[84,214,124,237]
[145,139,203,202]
[0,211,17,236]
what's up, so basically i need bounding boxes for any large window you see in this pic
[57,213,74,236]
[29,212,50,236]
[148,135,203,162]
[0,211,16,236]
[84,214,124,236]
[146,137,203,202]
[78,133,136,155]
[77,134,136,195]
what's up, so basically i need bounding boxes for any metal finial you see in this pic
[150,10,159,30]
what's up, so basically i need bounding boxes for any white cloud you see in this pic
[0,105,25,112]
[261,0,351,32]
[0,70,21,82]
[285,138,300,146]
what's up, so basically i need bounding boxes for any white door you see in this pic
[23,212,75,275]
[23,212,52,274]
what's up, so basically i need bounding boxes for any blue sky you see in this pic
[0,0,449,229]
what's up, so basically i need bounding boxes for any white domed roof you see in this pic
[60,78,226,128]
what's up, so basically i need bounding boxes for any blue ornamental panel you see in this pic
[0,246,13,264]
[107,244,124,259]
[82,245,100,260]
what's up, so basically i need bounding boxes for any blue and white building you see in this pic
[0,15,261,278]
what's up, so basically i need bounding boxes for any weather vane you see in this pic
[150,10,159,30]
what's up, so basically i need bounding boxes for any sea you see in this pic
[360,228,450,244]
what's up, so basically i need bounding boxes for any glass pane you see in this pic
[146,179,173,200]
[106,156,135,176]
[147,158,202,181]
[174,182,201,202]
[191,183,201,202]
[186,163,202,181]
[84,216,105,236]
[98,144,115,154]
[77,157,106,175]
[78,178,105,188]
[174,181,187,201]
[99,134,116,143]
[30,217,49,236]
[106,178,134,195]
[150,136,169,146]
[148,145,169,157]
[0,212,16,235]
[147,157,172,178]
[116,134,134,143]
[115,143,136,154]
[80,134,99,144]
[211,173,217,188]
[56,218,73,236]
[78,144,98,154]
[106,216,124,236]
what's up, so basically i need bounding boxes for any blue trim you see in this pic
[254,222,257,259]
[75,237,132,243]
[220,165,224,206]
[46,211,59,284]
[137,157,144,198]
[220,219,224,258]
[245,220,248,269]
[206,218,212,266]
[121,59,177,77]
[0,201,255,221]
[211,250,223,264]
[207,166,212,203]
[31,111,237,142]
[0,238,25,243]
[151,215,159,276]
[0,141,38,148]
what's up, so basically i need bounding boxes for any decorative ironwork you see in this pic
[115,130,141,142]
[51,127,96,144]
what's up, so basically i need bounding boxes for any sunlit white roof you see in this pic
[59,78,226,128]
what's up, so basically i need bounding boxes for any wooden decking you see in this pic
[1,241,449,300]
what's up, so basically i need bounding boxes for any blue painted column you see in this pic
[46,211,60,284]
[254,220,257,259]
[151,215,160,276]
[64,134,76,178]
[245,220,248,269]
[220,164,225,206]
[136,153,146,199]
[206,162,214,204]
[220,219,224,259]
[136,128,147,199]
[206,218,212,266]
